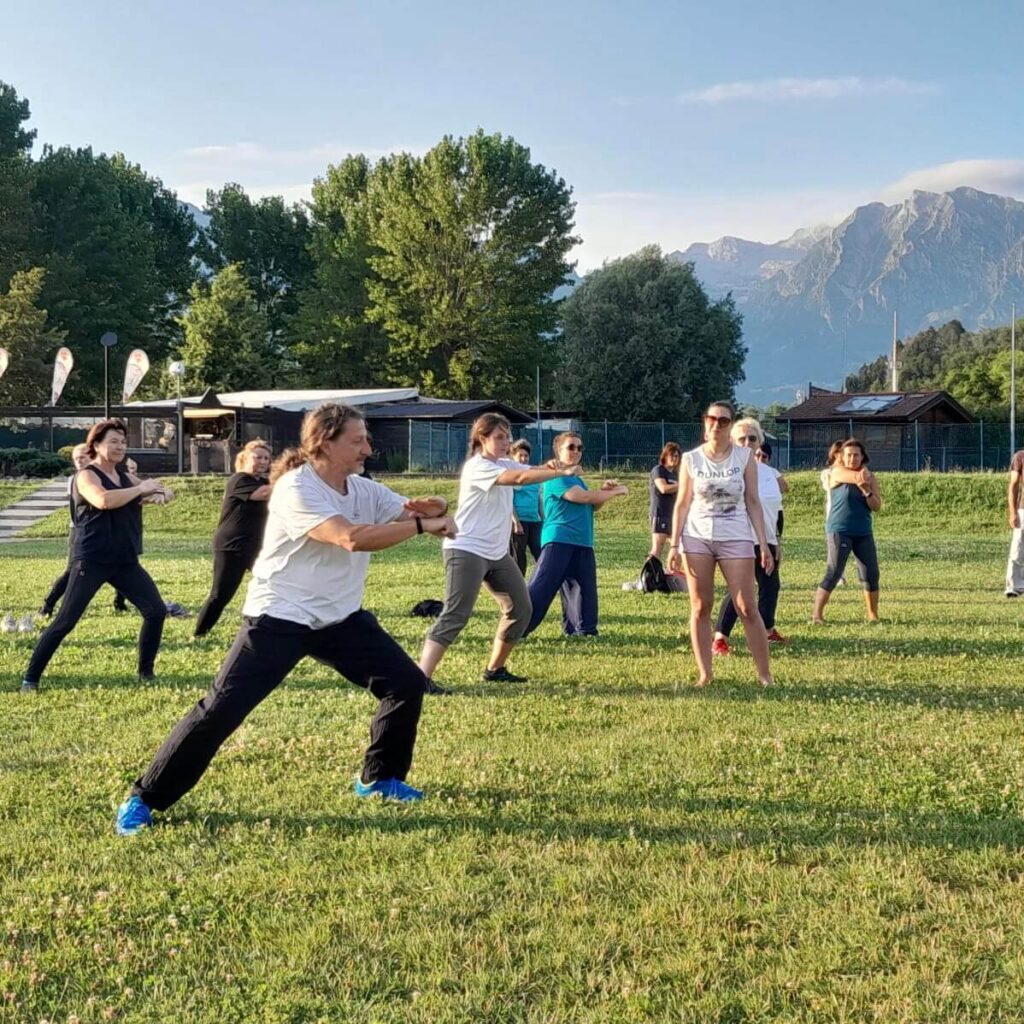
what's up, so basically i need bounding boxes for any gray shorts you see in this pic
[426,548,532,648]
[681,535,755,560]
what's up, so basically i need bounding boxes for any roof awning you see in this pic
[184,408,235,420]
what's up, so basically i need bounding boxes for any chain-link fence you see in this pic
[407,418,1024,474]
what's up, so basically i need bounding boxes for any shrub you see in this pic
[0,448,70,477]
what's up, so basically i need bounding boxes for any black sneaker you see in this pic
[424,678,448,695]
[138,673,156,684]
[1006,591,1021,599]
[38,606,52,619]
[20,679,38,694]
[482,666,528,683]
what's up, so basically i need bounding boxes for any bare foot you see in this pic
[758,677,774,688]
[694,676,712,689]
[810,617,825,625]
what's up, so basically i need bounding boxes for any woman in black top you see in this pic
[192,440,273,638]
[648,442,681,560]
[20,419,173,693]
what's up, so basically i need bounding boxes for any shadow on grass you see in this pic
[172,791,1024,852]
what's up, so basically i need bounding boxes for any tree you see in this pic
[0,81,36,287]
[177,264,272,392]
[198,184,312,354]
[28,146,197,402]
[0,267,66,404]
[364,131,578,403]
[552,246,745,420]
[292,155,391,385]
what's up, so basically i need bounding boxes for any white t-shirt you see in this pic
[444,454,520,561]
[243,462,407,628]
[682,443,755,542]
[757,463,783,546]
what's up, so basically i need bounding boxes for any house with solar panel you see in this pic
[775,385,974,470]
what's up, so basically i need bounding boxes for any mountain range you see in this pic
[670,187,1024,403]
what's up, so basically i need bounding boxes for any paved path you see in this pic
[0,478,67,544]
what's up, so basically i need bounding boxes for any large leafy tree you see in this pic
[364,131,578,403]
[0,81,36,287]
[292,154,391,385]
[197,184,312,356]
[0,267,66,404]
[28,146,197,402]
[177,264,273,392]
[553,246,745,420]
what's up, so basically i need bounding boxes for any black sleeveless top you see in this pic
[69,465,143,564]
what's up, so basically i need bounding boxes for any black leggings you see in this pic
[41,554,126,614]
[24,560,166,684]
[132,610,426,811]
[820,532,879,592]
[510,521,543,575]
[716,543,780,635]
[193,550,254,637]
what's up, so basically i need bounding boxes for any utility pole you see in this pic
[1012,303,1017,456]
[890,311,899,391]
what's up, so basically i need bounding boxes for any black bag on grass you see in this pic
[639,555,671,594]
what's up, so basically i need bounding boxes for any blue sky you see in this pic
[4,0,1023,269]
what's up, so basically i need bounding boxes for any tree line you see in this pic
[844,318,1024,417]
[0,80,745,418]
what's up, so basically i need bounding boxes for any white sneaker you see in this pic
[0,614,16,633]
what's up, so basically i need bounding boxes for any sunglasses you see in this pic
[564,443,584,452]
[705,415,732,427]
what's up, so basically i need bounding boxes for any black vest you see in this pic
[69,465,143,564]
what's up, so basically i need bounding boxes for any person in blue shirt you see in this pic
[523,431,628,637]
[509,438,543,574]
[812,438,883,624]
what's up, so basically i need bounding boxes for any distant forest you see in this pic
[844,318,1024,418]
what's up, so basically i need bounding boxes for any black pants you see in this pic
[25,561,166,684]
[42,552,127,615]
[524,542,599,636]
[510,521,543,575]
[193,549,254,637]
[716,543,780,636]
[132,610,426,811]
[820,532,879,592]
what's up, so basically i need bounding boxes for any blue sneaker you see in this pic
[353,777,424,802]
[115,795,153,836]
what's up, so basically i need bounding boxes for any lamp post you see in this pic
[100,332,117,418]
[169,360,186,475]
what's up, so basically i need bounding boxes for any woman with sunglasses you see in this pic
[523,432,628,638]
[812,438,882,624]
[668,401,774,688]
[712,421,789,655]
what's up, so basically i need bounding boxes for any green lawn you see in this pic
[0,480,40,512]
[2,473,1023,1023]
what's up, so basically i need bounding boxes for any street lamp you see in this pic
[100,332,117,418]
[168,359,187,475]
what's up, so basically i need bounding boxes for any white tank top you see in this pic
[683,443,755,541]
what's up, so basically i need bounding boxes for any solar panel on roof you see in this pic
[834,395,901,414]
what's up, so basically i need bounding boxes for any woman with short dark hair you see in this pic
[20,419,173,693]
[192,440,273,638]
[812,438,882,624]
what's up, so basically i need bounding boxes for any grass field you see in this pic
[2,472,1024,1023]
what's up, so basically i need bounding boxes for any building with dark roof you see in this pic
[776,385,974,470]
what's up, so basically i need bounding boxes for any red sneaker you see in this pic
[712,637,730,656]
[766,629,787,645]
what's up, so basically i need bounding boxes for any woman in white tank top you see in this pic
[668,400,774,688]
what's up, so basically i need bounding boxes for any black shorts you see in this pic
[651,513,671,535]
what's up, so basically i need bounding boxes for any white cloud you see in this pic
[880,159,1024,201]
[677,76,937,105]
[182,140,425,168]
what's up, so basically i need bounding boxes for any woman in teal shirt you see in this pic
[523,431,627,636]
[812,438,882,624]
[509,439,543,574]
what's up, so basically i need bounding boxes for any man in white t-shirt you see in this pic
[115,404,456,836]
